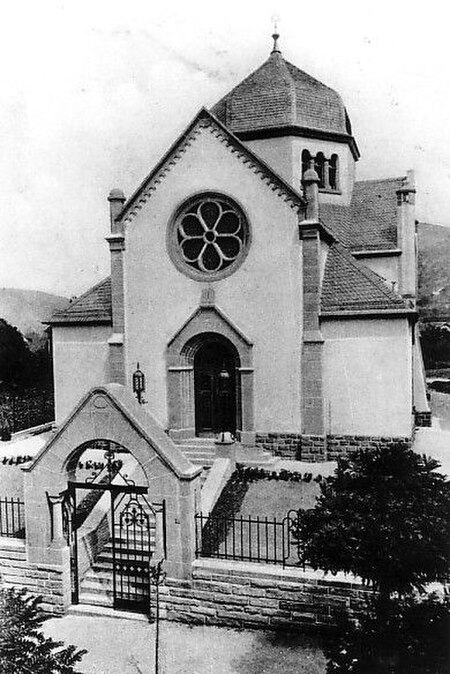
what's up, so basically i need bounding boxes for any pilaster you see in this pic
[299,169,326,435]
[106,189,126,384]
[396,171,417,304]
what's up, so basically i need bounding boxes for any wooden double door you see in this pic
[194,341,236,435]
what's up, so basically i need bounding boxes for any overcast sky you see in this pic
[0,0,449,297]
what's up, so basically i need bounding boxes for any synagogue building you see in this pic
[49,34,431,458]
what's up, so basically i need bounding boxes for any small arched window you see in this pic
[329,154,339,190]
[301,150,311,179]
[314,152,325,189]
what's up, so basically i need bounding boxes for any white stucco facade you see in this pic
[53,326,110,422]
[322,318,413,436]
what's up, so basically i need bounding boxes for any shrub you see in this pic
[297,444,450,599]
[326,592,450,673]
[0,587,86,674]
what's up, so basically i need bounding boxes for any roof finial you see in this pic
[271,15,281,54]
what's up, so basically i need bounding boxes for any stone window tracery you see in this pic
[168,194,250,280]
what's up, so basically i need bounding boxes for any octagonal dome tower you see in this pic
[211,34,359,205]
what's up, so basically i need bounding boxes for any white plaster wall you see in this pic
[358,256,400,293]
[322,318,413,436]
[123,126,303,433]
[53,326,110,423]
[244,138,295,187]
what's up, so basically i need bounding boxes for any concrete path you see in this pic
[43,613,326,674]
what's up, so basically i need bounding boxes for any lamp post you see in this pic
[149,559,166,674]
[132,363,146,405]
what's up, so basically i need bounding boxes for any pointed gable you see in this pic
[116,108,306,227]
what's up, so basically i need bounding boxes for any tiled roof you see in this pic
[321,243,410,314]
[212,52,352,137]
[48,277,112,325]
[320,177,404,251]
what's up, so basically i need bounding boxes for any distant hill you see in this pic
[417,223,450,320]
[0,288,67,337]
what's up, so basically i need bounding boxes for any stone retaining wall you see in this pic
[158,559,371,630]
[255,433,412,461]
[0,538,68,615]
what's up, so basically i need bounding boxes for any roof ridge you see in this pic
[284,59,336,94]
[354,176,405,185]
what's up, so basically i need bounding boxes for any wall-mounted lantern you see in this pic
[132,363,146,405]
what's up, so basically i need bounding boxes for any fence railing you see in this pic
[0,497,25,538]
[195,510,304,568]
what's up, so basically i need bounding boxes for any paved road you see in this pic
[43,614,327,674]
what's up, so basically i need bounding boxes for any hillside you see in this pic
[417,222,450,319]
[0,288,67,337]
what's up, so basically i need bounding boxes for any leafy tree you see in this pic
[297,444,450,601]
[419,322,450,369]
[0,587,86,674]
[0,319,33,388]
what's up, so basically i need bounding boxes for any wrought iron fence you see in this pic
[195,510,304,568]
[0,497,25,538]
[0,388,54,434]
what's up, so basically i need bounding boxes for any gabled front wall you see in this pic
[321,317,413,436]
[123,127,303,433]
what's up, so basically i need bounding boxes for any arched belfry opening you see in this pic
[166,305,254,444]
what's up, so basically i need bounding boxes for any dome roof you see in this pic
[211,47,355,142]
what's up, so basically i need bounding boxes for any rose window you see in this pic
[171,196,249,278]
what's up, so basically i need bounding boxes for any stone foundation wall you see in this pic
[0,539,67,615]
[158,559,371,631]
[255,432,412,462]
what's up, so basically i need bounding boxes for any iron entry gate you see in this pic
[63,482,166,613]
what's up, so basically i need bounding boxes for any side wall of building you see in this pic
[52,326,110,423]
[321,317,413,436]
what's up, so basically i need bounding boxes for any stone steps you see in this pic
[175,438,217,468]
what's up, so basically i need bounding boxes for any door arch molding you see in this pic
[166,305,254,443]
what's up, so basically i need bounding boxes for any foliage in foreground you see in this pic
[297,444,450,597]
[0,587,86,674]
[326,592,450,674]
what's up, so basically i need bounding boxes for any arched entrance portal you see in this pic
[194,337,237,435]
[166,305,255,443]
[63,439,165,612]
